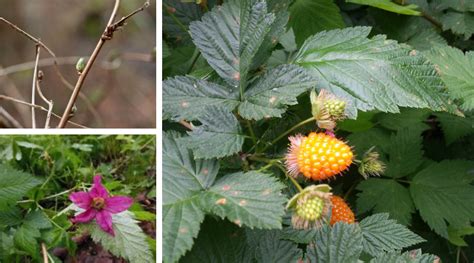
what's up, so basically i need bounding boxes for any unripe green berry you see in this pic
[324,99,346,118]
[296,196,324,221]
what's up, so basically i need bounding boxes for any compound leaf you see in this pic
[294,26,450,118]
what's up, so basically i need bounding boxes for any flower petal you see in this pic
[69,191,92,209]
[105,196,133,214]
[72,209,96,223]
[90,175,108,198]
[96,210,115,236]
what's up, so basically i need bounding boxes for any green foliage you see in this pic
[426,46,474,111]
[0,165,41,209]
[294,26,450,118]
[410,160,474,239]
[288,0,345,46]
[360,213,425,256]
[163,132,286,262]
[306,223,363,262]
[163,0,474,261]
[357,179,415,225]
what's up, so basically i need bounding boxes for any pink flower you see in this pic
[69,175,133,236]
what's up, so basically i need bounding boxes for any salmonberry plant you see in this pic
[163,0,474,262]
[0,135,156,262]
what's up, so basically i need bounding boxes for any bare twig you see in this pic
[36,75,53,128]
[0,95,87,128]
[31,45,41,128]
[41,243,48,263]
[0,107,23,128]
[58,0,149,128]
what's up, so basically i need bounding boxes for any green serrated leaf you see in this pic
[369,249,438,263]
[435,112,474,145]
[280,226,318,244]
[162,131,217,262]
[377,108,431,132]
[163,0,203,41]
[288,0,345,46]
[181,219,253,262]
[347,128,391,157]
[180,107,245,159]
[163,76,239,121]
[0,165,42,209]
[448,225,474,246]
[189,0,275,88]
[85,211,154,263]
[348,0,421,15]
[410,160,474,238]
[0,207,22,227]
[360,213,425,256]
[247,229,303,262]
[238,64,316,120]
[426,46,474,111]
[294,26,450,118]
[13,225,39,258]
[386,128,424,178]
[306,223,363,263]
[357,179,415,225]
[202,171,287,229]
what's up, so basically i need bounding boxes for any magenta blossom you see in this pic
[69,175,133,236]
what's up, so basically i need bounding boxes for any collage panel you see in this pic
[0,135,156,262]
[162,0,474,262]
[0,0,156,128]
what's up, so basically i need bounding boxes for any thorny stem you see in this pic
[0,95,87,128]
[260,116,316,153]
[58,0,149,128]
[31,45,41,128]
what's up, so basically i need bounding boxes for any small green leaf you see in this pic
[347,0,421,16]
[385,128,424,178]
[306,223,363,263]
[357,179,415,225]
[180,107,245,159]
[0,165,42,209]
[410,160,474,238]
[360,213,425,256]
[13,225,39,258]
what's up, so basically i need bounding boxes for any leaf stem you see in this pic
[163,3,188,34]
[275,163,303,192]
[187,48,201,74]
[246,120,257,145]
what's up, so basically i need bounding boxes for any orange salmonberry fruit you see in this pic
[286,132,353,181]
[330,195,355,225]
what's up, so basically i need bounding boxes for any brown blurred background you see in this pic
[0,0,156,128]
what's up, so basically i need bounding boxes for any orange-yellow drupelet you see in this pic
[286,132,353,180]
[329,195,355,225]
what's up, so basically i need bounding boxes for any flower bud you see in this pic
[76,57,86,74]
[358,146,385,179]
[287,185,332,229]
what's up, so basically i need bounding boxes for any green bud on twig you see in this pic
[76,57,86,74]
